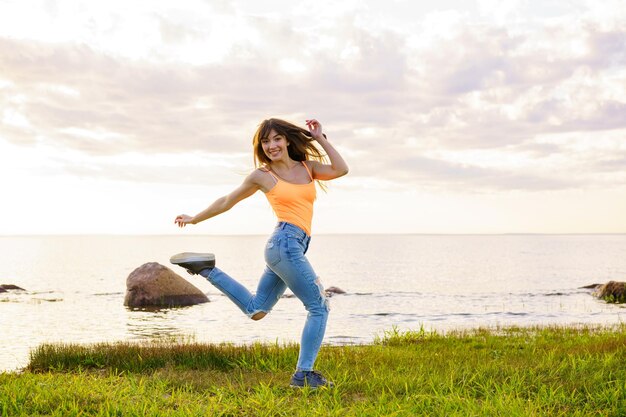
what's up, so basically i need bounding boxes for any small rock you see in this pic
[325,286,346,297]
[580,283,602,289]
[0,284,26,292]
[593,281,626,303]
[281,286,346,299]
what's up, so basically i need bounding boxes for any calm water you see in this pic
[1,234,625,372]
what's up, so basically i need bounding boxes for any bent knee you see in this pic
[251,311,267,321]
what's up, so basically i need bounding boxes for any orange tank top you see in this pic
[264,161,316,236]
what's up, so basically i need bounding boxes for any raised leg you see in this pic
[201,266,287,319]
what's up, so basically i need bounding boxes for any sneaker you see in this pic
[289,370,334,389]
[170,252,215,275]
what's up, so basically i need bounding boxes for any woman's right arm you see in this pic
[174,171,262,228]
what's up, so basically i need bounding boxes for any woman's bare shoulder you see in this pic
[303,160,321,175]
[252,166,273,177]
[303,160,318,169]
[248,167,274,192]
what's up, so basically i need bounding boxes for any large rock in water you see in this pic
[124,262,209,308]
[593,281,626,303]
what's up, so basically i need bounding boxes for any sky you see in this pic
[0,0,625,235]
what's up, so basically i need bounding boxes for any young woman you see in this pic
[170,118,348,388]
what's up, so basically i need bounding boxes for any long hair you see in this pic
[252,118,328,167]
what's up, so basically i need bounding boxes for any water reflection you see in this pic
[125,306,195,339]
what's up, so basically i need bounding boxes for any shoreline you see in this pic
[2,321,625,375]
[2,324,625,415]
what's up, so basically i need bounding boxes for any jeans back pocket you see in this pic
[265,237,281,266]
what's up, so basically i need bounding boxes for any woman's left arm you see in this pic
[306,119,349,181]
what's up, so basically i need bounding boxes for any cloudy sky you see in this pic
[1,0,625,235]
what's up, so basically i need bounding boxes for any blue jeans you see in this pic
[201,222,330,371]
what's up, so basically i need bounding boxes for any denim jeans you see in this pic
[201,222,330,371]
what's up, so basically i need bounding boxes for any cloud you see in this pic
[0,38,256,155]
[404,155,580,191]
[0,18,411,153]
[0,1,625,194]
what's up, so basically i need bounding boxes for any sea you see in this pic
[1,234,625,372]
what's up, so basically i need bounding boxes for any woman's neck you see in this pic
[270,158,298,172]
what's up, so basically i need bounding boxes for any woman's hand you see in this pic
[304,118,349,180]
[305,119,324,141]
[174,214,194,228]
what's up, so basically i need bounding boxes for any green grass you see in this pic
[1,325,625,416]
[601,294,626,303]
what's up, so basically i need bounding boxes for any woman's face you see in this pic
[261,129,289,162]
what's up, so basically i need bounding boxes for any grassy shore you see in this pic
[1,325,625,416]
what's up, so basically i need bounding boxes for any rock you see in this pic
[593,281,626,303]
[580,283,602,289]
[124,262,209,308]
[0,284,26,292]
[281,286,346,299]
[325,286,346,297]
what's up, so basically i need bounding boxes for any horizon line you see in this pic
[1,232,626,238]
